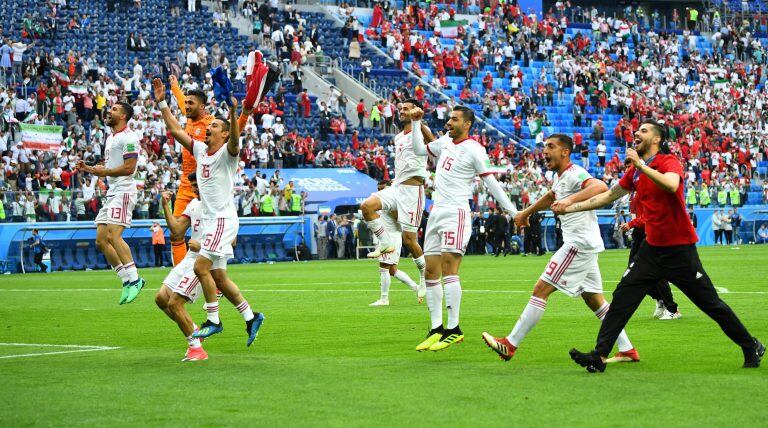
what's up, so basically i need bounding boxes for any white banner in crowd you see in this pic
[20,124,64,152]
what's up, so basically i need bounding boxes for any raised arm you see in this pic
[555,183,630,215]
[161,191,190,237]
[152,78,193,152]
[411,118,427,155]
[227,97,240,157]
[169,75,187,116]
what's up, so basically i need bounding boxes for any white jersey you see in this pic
[192,141,238,219]
[182,198,204,243]
[104,128,139,195]
[426,134,491,208]
[551,164,604,253]
[393,130,428,184]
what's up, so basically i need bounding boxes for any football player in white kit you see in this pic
[154,79,265,346]
[155,173,209,361]
[410,106,519,352]
[481,134,639,364]
[369,183,422,307]
[361,99,434,302]
[77,102,145,305]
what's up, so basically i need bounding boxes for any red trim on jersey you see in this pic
[415,185,424,226]
[402,130,412,135]
[479,172,494,177]
[181,214,191,219]
[123,153,138,159]
[426,145,436,157]
[581,178,595,189]
[452,137,472,145]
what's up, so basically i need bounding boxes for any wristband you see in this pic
[157,100,168,110]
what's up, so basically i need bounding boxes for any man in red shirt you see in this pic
[554,120,764,372]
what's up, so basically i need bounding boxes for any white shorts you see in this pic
[539,244,603,297]
[163,252,226,302]
[199,217,239,265]
[95,193,136,227]
[423,206,472,256]
[378,213,402,265]
[375,183,426,233]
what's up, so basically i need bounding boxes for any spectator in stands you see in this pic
[757,224,768,244]
[151,221,165,267]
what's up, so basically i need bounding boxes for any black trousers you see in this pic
[33,252,46,271]
[154,244,164,267]
[630,228,677,313]
[596,242,754,356]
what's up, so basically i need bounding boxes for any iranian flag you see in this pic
[69,85,88,95]
[51,69,70,86]
[439,20,466,38]
[20,123,63,152]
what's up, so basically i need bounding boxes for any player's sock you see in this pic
[366,217,386,240]
[393,269,418,291]
[187,335,202,349]
[379,268,391,300]
[123,262,139,283]
[413,256,426,276]
[506,296,547,347]
[425,280,443,329]
[236,300,255,322]
[205,302,220,324]
[443,275,462,329]
[113,263,127,282]
[594,302,634,352]
[171,240,187,266]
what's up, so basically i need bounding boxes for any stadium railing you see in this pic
[0,217,313,274]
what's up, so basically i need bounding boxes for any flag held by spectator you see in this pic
[211,66,234,106]
[244,50,281,110]
[439,20,466,38]
[20,124,63,152]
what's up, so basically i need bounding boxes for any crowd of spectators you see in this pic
[2,0,768,229]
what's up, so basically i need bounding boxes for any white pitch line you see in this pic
[0,288,766,294]
[0,343,120,360]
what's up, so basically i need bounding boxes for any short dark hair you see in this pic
[402,98,423,110]
[187,172,197,182]
[641,119,670,154]
[548,134,574,152]
[117,102,134,120]
[186,89,207,105]
[453,105,475,127]
[214,116,231,133]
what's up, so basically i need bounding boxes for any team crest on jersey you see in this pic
[195,129,202,136]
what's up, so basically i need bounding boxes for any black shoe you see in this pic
[426,325,445,338]
[569,348,606,373]
[743,337,765,368]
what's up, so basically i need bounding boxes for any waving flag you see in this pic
[211,66,234,106]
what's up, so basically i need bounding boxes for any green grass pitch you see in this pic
[1,246,767,426]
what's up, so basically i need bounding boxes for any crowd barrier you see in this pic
[0,217,314,274]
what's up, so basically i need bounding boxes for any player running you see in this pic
[369,183,421,306]
[361,99,434,301]
[154,79,265,346]
[77,102,145,305]
[155,174,209,361]
[558,120,763,372]
[481,134,639,363]
[410,106,518,352]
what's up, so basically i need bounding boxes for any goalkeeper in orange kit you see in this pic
[167,51,279,265]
